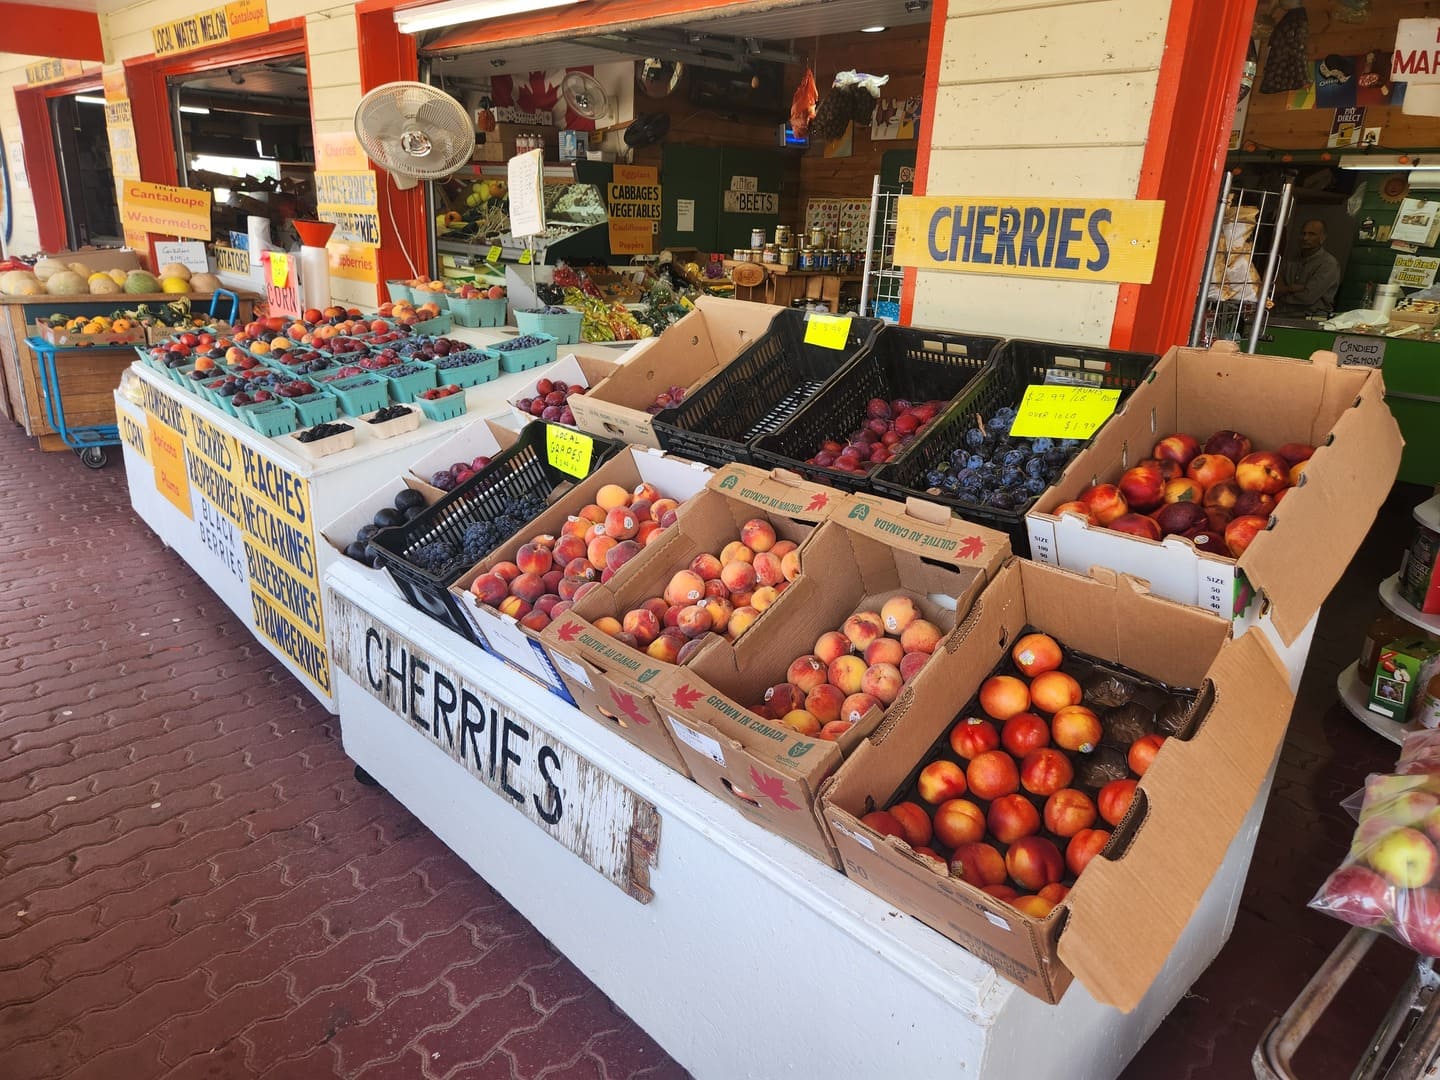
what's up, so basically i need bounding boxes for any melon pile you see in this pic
[0,258,223,297]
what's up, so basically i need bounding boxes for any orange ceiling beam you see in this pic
[1,3,106,61]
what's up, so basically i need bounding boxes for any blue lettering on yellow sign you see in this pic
[927,202,1115,273]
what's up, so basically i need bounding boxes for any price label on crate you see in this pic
[547,425,594,479]
[803,313,851,350]
[1007,385,1120,440]
[486,245,502,264]
[518,248,533,265]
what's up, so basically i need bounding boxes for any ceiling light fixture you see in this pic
[860,25,887,32]
[395,0,584,36]
[179,105,211,115]
[74,95,106,106]
[1339,153,1440,171]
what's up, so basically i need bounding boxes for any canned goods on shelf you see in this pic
[750,228,766,248]
[775,225,792,246]
[779,246,796,267]
[762,244,778,264]
[799,248,817,270]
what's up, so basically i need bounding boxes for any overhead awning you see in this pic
[2,2,105,61]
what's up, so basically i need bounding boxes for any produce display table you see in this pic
[325,556,1313,1078]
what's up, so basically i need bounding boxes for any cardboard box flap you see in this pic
[706,461,841,523]
[836,494,1012,572]
[1241,362,1403,645]
[1057,628,1293,1010]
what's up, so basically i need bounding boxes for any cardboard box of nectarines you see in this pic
[449,446,715,764]
[1025,342,1403,646]
[820,557,1293,1007]
[655,494,1012,867]
[566,296,782,447]
[537,463,838,774]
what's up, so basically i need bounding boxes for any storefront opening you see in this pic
[51,90,120,247]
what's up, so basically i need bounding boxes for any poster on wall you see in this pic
[487,64,635,131]
[1394,19,1440,84]
[1328,107,1367,147]
[1287,51,1406,109]
[805,199,870,247]
[871,97,921,141]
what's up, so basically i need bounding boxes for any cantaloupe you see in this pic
[88,276,121,295]
[108,268,127,286]
[124,271,161,295]
[68,262,92,278]
[0,270,37,295]
[46,271,88,295]
[5,276,43,296]
[159,262,192,281]
[33,257,69,281]
[160,276,190,294]
[189,272,221,293]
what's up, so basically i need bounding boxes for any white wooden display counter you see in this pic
[325,556,1315,1079]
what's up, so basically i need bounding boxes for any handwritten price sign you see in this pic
[546,425,594,479]
[803,313,852,350]
[1007,386,1120,440]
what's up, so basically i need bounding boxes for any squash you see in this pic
[6,276,43,296]
[45,271,89,295]
[159,262,192,281]
[108,268,127,286]
[189,272,221,293]
[0,270,38,295]
[68,262,92,278]
[88,276,121,295]
[160,276,191,294]
[33,257,70,282]
[124,271,162,295]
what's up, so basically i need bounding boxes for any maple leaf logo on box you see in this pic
[748,767,800,811]
[672,684,702,710]
[957,535,985,560]
[805,492,829,512]
[557,621,582,643]
[610,688,650,726]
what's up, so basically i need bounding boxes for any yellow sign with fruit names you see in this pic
[327,241,379,284]
[149,418,193,519]
[152,0,268,57]
[26,59,86,86]
[315,171,380,245]
[894,196,1164,284]
[1007,386,1120,440]
[121,180,212,241]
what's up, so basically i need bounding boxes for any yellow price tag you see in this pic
[1007,386,1121,440]
[803,313,851,350]
[270,252,289,288]
[518,248,533,265]
[486,245,502,264]
[546,424,594,479]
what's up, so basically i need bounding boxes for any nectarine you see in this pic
[987,793,1041,844]
[933,798,987,848]
[979,675,1030,721]
[1097,778,1138,826]
[1066,827,1112,876]
[1043,788,1097,837]
[950,842,1007,887]
[949,717,1000,759]
[967,750,1020,801]
[1020,747,1074,797]
[917,760,968,804]
[1007,836,1065,890]
[1052,705,1103,753]
[1011,633,1062,677]
[888,801,933,848]
[1001,712,1050,758]
[1029,670,1082,714]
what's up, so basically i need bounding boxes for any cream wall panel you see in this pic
[910,272,1121,346]
[305,9,356,56]
[940,0,1168,83]
[950,0,1104,14]
[309,52,359,91]
[1,60,39,255]
[924,146,1146,198]
[930,71,1158,149]
[310,85,359,124]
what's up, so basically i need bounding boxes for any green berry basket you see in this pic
[412,311,454,336]
[428,349,499,389]
[491,333,558,374]
[448,295,508,328]
[281,390,340,426]
[416,391,468,423]
[137,346,166,374]
[321,373,390,416]
[379,361,439,403]
[415,289,450,311]
[235,400,299,438]
[386,280,414,304]
[201,378,240,415]
[176,367,209,397]
[514,307,581,345]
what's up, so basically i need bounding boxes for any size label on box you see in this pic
[804,313,851,350]
[668,716,726,766]
[550,650,594,690]
[1007,385,1120,439]
[547,426,594,479]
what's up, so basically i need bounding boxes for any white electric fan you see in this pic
[353,81,474,190]
[561,71,612,124]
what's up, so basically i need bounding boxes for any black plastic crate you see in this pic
[651,309,883,467]
[369,421,622,639]
[872,339,1158,555]
[749,325,1003,495]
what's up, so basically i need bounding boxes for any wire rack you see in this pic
[860,175,911,322]
[1190,174,1295,350]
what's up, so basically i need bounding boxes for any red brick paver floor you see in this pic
[0,416,1429,1079]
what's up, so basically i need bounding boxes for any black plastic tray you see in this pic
[651,309,883,467]
[749,325,1003,495]
[872,339,1158,555]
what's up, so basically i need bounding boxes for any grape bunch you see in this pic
[458,491,547,565]
[920,407,1079,511]
[409,541,459,575]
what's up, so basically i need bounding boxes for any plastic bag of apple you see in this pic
[1056,430,1313,558]
[1311,729,1440,954]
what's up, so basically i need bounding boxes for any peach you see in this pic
[917,760,968,804]
[1044,788,1097,837]
[1118,462,1166,512]
[595,484,630,511]
[950,842,1007,887]
[551,600,574,617]
[980,883,1019,901]
[638,521,664,545]
[1224,514,1267,558]
[887,800,933,852]
[470,573,508,606]
[498,595,531,619]
[1128,733,1166,776]
[622,608,660,646]
[780,709,821,736]
[1186,453,1235,488]
[818,720,855,741]
[519,610,551,632]
[605,540,643,574]
[786,654,828,693]
[987,793,1041,844]
[862,663,903,705]
[631,481,660,504]
[1152,432,1201,469]
[900,620,943,655]
[593,615,622,636]
[1203,479,1242,513]
[727,606,760,639]
[749,586,779,611]
[676,605,713,639]
[900,651,929,682]
[704,579,729,600]
[933,798,987,848]
[1079,483,1129,525]
[720,560,757,593]
[780,550,802,581]
[1007,835,1066,891]
[1020,747,1073,797]
[587,535,617,570]
[1052,705,1103,753]
[762,682,805,718]
[574,581,600,602]
[1236,450,1290,495]
[1204,429,1253,462]
[564,557,597,582]
[542,569,564,595]
[650,498,680,523]
[1029,670,1082,714]
[1097,778,1138,826]
[647,630,686,664]
[1053,500,1096,523]
[1011,632,1062,677]
[805,683,846,724]
[492,561,521,582]
[843,611,885,650]
[979,675,1030,721]
[1289,460,1307,486]
[664,570,706,607]
[966,750,1020,801]
[1233,490,1276,519]
[740,518,777,553]
[950,717,1000,760]
[840,693,880,724]
[577,504,607,525]
[690,553,722,581]
[700,597,733,635]
[860,810,906,840]
[516,543,553,576]
[1000,713,1050,759]
[864,638,905,668]
[752,552,785,587]
[771,539,798,558]
[613,631,640,649]
[719,540,754,565]
[1037,883,1069,905]
[880,595,921,635]
[1109,513,1162,541]
[532,593,560,615]
[1067,828,1113,876]
[728,589,754,609]
[1011,895,1057,919]
[1163,477,1205,504]
[602,507,639,540]
[510,572,546,604]
[814,631,852,665]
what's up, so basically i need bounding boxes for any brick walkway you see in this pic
[0,415,1428,1079]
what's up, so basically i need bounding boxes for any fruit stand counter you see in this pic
[0,292,259,452]
[324,556,1310,1079]
[1258,323,1437,485]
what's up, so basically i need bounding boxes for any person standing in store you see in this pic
[1273,218,1341,317]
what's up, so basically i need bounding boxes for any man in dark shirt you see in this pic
[1274,218,1341,316]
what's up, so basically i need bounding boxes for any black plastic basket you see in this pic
[369,421,622,639]
[872,339,1158,555]
[651,309,883,467]
[749,325,1004,495]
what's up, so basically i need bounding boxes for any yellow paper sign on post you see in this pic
[803,313,852,350]
[149,418,193,519]
[486,245,502,264]
[270,252,289,288]
[518,248,533,265]
[547,425,594,479]
[1007,386,1121,440]
[120,180,212,241]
